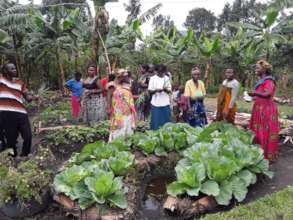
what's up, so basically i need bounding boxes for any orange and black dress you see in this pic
[216,79,240,124]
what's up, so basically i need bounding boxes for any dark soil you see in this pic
[244,143,293,203]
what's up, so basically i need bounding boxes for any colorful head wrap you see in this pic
[115,68,128,78]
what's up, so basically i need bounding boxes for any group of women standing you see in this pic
[66,64,136,142]
[66,59,279,163]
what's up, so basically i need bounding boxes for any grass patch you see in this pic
[203,186,293,220]
[237,100,293,118]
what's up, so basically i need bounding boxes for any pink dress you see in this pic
[249,79,279,161]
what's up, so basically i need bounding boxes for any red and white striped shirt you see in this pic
[0,76,27,114]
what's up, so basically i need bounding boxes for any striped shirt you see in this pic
[0,76,27,114]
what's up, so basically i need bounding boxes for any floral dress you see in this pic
[109,84,136,141]
[249,78,279,161]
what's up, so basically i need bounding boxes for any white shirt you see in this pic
[148,75,172,107]
[223,79,240,109]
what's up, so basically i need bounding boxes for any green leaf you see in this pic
[108,193,128,209]
[167,182,188,197]
[76,142,98,164]
[54,165,88,198]
[231,175,248,202]
[154,146,168,156]
[200,180,220,196]
[215,180,233,206]
[265,9,279,27]
[186,187,200,196]
[108,151,134,176]
[237,170,257,187]
[175,163,205,188]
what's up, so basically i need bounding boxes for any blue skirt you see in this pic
[188,99,208,127]
[150,105,171,130]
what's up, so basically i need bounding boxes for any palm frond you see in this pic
[139,3,162,24]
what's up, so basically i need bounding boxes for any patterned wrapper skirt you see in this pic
[82,94,107,125]
[249,99,279,161]
[109,115,134,141]
[188,99,208,127]
[150,105,171,130]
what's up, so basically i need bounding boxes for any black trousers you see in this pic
[1,111,32,156]
[0,112,6,150]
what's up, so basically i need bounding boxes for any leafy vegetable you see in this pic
[108,151,135,176]
[84,170,127,209]
[54,165,89,199]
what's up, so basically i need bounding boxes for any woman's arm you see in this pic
[249,80,274,98]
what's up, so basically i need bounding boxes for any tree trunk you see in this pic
[204,58,211,88]
[56,48,65,93]
[12,33,22,79]
[92,32,99,66]
[97,29,111,75]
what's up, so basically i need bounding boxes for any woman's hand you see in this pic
[163,88,171,94]
[223,110,229,120]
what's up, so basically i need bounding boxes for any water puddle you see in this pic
[141,176,176,220]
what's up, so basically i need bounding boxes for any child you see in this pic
[66,72,83,121]
[176,85,189,122]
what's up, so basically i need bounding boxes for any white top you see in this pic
[223,79,240,109]
[148,74,172,107]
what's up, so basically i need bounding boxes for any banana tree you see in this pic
[0,0,31,77]
[91,0,118,73]
[194,34,221,88]
[0,29,12,65]
[26,7,88,91]
[105,19,143,69]
[228,3,290,60]
[222,27,264,86]
[142,27,195,83]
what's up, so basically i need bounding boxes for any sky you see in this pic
[18,0,269,34]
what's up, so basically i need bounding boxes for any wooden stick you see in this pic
[37,125,85,134]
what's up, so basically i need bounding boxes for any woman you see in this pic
[65,72,83,121]
[148,64,172,130]
[137,64,152,121]
[249,60,279,162]
[109,69,137,141]
[184,66,208,127]
[82,64,107,125]
[216,68,240,124]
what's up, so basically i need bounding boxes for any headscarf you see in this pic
[115,69,128,78]
[256,60,272,72]
[255,60,274,90]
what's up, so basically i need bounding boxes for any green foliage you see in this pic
[0,150,52,206]
[184,8,217,35]
[45,121,110,146]
[166,123,272,205]
[54,121,273,210]
[54,138,133,210]
[38,101,72,127]
[203,186,293,220]
[85,170,127,209]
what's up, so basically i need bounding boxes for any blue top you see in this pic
[66,79,83,97]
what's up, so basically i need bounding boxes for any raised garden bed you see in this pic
[52,122,273,220]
